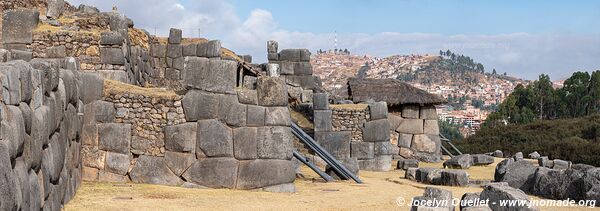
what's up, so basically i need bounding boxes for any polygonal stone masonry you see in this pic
[196,119,233,157]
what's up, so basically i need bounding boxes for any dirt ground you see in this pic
[64,158,597,211]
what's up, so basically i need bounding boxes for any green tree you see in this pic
[531,74,555,119]
[588,71,600,114]
[561,71,591,117]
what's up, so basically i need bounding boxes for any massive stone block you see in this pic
[257,126,293,160]
[182,158,238,188]
[237,89,258,105]
[313,93,329,110]
[246,105,266,127]
[100,47,125,65]
[369,102,388,120]
[374,141,395,156]
[197,119,233,157]
[130,156,183,186]
[315,131,351,160]
[236,159,296,189]
[165,123,197,153]
[108,12,132,31]
[267,40,278,53]
[195,40,222,58]
[1,105,26,161]
[276,61,294,75]
[2,9,39,44]
[363,119,390,142]
[83,100,115,124]
[104,152,130,175]
[100,31,124,46]
[396,118,424,134]
[167,44,182,58]
[233,127,258,160]
[293,62,313,75]
[350,141,374,160]
[443,154,473,169]
[257,77,288,107]
[46,0,65,19]
[0,141,18,211]
[0,64,22,105]
[497,160,537,193]
[182,90,220,121]
[402,105,420,119]
[79,73,104,104]
[218,94,247,127]
[168,28,182,44]
[398,133,413,148]
[97,123,131,154]
[313,110,332,131]
[424,120,440,135]
[151,44,166,57]
[183,57,236,94]
[285,75,315,90]
[420,105,438,120]
[182,44,197,56]
[411,134,440,153]
[279,49,303,62]
[164,151,195,176]
[480,182,536,211]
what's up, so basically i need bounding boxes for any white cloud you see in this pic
[67,0,600,80]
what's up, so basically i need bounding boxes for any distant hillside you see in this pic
[455,114,600,166]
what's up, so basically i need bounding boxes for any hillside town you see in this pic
[312,51,529,137]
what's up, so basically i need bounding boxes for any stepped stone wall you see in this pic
[389,105,442,162]
[0,58,83,210]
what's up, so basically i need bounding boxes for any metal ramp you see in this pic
[291,123,362,183]
[293,150,334,182]
[440,134,463,158]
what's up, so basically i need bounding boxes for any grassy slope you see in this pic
[455,114,600,166]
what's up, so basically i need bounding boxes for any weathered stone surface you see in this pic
[257,77,288,106]
[257,126,293,160]
[398,133,413,148]
[233,127,257,160]
[168,28,182,44]
[315,131,351,160]
[130,156,183,186]
[439,169,469,186]
[266,63,280,77]
[165,123,196,153]
[265,107,291,126]
[183,57,236,94]
[0,141,18,211]
[182,90,220,121]
[276,61,294,75]
[246,105,266,126]
[497,160,537,192]
[444,154,473,169]
[373,155,393,171]
[100,31,124,46]
[411,187,454,211]
[84,100,115,124]
[182,158,238,188]
[419,105,438,120]
[411,134,439,153]
[82,167,98,181]
[79,73,104,104]
[285,75,315,90]
[374,141,395,156]
[216,95,247,127]
[472,154,495,166]
[100,47,125,65]
[493,150,503,158]
[292,62,312,75]
[351,141,374,160]
[2,9,39,44]
[0,64,22,105]
[528,151,540,159]
[396,118,424,134]
[494,158,514,182]
[197,119,233,157]
[98,123,131,154]
[46,0,65,19]
[104,152,130,175]
[406,167,418,180]
[267,40,278,53]
[167,44,182,58]
[164,151,196,176]
[1,105,26,161]
[480,182,537,211]
[402,105,420,119]
[279,49,303,62]
[236,159,296,189]
[313,110,332,131]
[363,119,390,142]
[236,89,258,105]
[28,170,41,211]
[397,159,419,170]
[46,46,66,58]
[423,120,439,135]
[182,44,197,56]
[313,93,329,110]
[369,102,388,120]
[513,152,524,161]
[531,167,584,200]
[460,193,489,211]
[553,159,571,170]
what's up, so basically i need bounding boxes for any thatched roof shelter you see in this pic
[347,78,447,106]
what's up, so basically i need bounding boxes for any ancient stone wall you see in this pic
[313,93,394,172]
[331,104,370,142]
[0,57,83,210]
[388,105,442,162]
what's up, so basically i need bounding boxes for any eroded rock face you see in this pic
[129,156,183,186]
[443,154,472,169]
[480,182,538,211]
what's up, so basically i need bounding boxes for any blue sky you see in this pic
[69,0,600,80]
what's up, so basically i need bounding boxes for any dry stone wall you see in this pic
[0,58,83,210]
[389,105,442,162]
[331,104,370,142]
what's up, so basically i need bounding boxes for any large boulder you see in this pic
[496,160,537,192]
[411,187,454,211]
[100,47,125,65]
[397,159,419,170]
[552,159,571,170]
[265,107,290,126]
[129,156,183,186]
[368,102,388,120]
[104,152,130,176]
[236,159,296,189]
[513,152,524,161]
[480,182,538,211]
[0,142,18,211]
[472,154,495,166]
[396,118,424,134]
[439,169,469,186]
[528,151,541,159]
[196,119,233,157]
[312,93,329,110]
[46,0,65,19]
[182,158,238,189]
[493,150,503,158]
[531,167,585,200]
[443,154,472,169]
[79,73,104,104]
